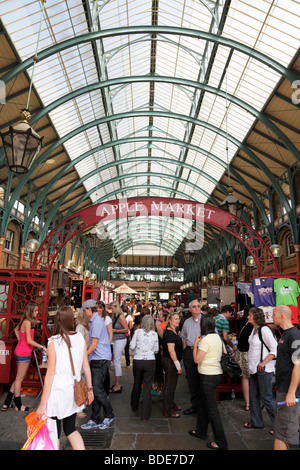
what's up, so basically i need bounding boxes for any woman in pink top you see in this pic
[2,303,45,412]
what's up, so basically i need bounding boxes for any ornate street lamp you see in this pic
[119,268,126,280]
[108,255,118,269]
[0,2,46,173]
[0,110,44,174]
[220,186,245,221]
[170,265,179,279]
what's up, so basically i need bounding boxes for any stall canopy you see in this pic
[113,284,138,294]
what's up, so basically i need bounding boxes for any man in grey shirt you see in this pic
[180,300,202,414]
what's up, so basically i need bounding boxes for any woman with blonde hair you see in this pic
[75,310,89,345]
[36,306,93,450]
[110,301,128,392]
[2,302,45,412]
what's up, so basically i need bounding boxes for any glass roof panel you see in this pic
[1,0,299,256]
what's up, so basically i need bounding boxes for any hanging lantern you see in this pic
[220,186,245,223]
[119,268,126,280]
[217,268,225,278]
[108,256,118,269]
[170,265,179,278]
[0,109,43,174]
[184,250,196,264]
[270,244,282,258]
[25,238,40,253]
[90,273,97,281]
[228,263,238,273]
[246,255,255,267]
[208,272,216,281]
[201,275,208,283]
[83,270,91,278]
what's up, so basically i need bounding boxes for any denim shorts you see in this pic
[15,355,31,363]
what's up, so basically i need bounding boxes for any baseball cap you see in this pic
[81,299,97,310]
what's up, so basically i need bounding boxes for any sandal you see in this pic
[13,396,29,412]
[244,405,250,411]
[1,404,13,411]
[174,405,181,411]
[2,391,14,411]
[169,412,180,418]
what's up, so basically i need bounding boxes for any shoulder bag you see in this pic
[67,344,88,406]
[220,339,242,378]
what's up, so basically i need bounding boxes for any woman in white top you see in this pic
[36,307,93,450]
[244,307,277,431]
[130,315,159,421]
[191,314,228,450]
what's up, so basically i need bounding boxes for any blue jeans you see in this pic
[249,370,275,428]
[90,360,114,424]
[196,374,228,449]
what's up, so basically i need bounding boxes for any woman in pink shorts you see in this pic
[2,303,45,412]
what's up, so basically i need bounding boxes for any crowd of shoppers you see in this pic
[3,296,300,451]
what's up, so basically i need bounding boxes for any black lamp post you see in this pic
[1,109,43,174]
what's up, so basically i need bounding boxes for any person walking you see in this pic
[162,312,183,418]
[244,307,277,432]
[2,302,46,412]
[190,314,228,450]
[273,305,300,450]
[180,300,202,415]
[130,315,159,420]
[80,299,114,430]
[110,301,128,392]
[235,304,255,411]
[35,306,94,450]
[122,304,134,367]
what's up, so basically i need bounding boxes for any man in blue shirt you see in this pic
[80,299,114,430]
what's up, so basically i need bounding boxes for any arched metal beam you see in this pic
[26,75,300,165]
[26,150,224,239]
[1,26,298,85]
[3,111,291,236]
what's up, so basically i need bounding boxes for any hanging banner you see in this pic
[80,197,232,228]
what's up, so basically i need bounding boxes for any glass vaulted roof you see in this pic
[1,0,299,258]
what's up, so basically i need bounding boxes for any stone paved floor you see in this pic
[1,354,299,452]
